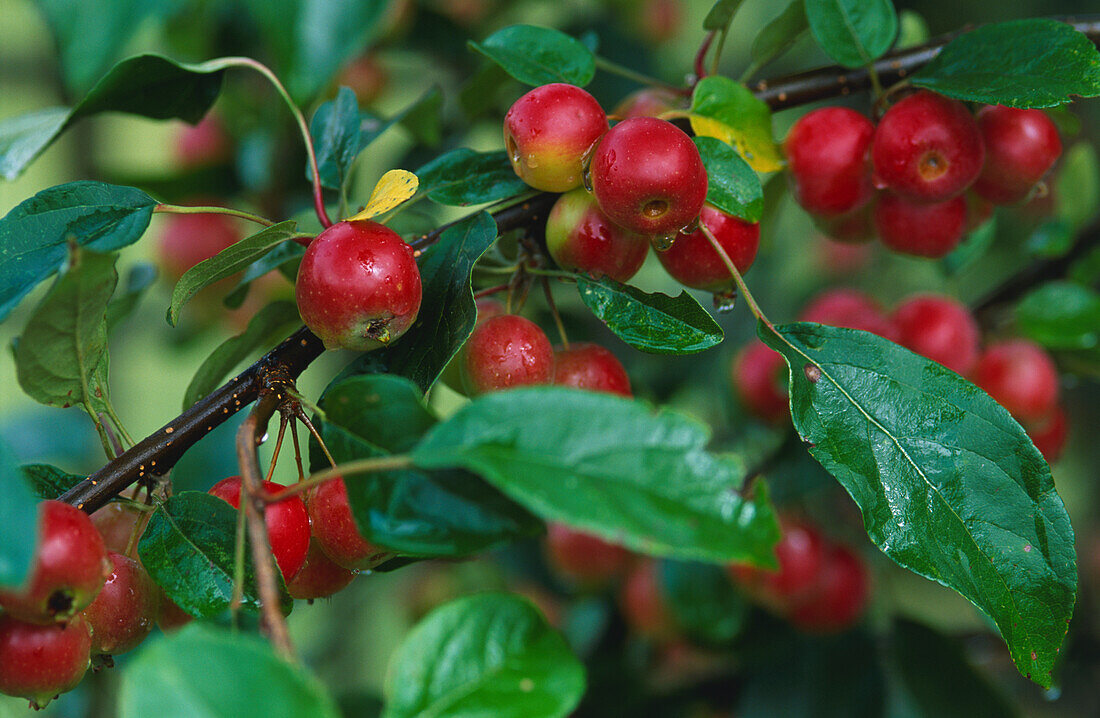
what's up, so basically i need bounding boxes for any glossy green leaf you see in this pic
[1016,281,1100,350]
[14,248,117,414]
[576,275,723,355]
[309,86,363,191]
[0,54,224,180]
[415,149,529,207]
[241,0,388,103]
[805,0,898,69]
[322,375,436,453]
[661,559,749,645]
[750,0,809,68]
[912,20,1100,107]
[20,463,85,500]
[138,492,289,618]
[469,25,595,87]
[413,387,780,565]
[0,181,154,322]
[942,216,996,276]
[167,221,298,326]
[690,77,781,173]
[1025,219,1074,259]
[106,262,157,330]
[120,623,340,718]
[760,321,1076,686]
[1056,143,1099,229]
[224,241,304,309]
[694,136,763,222]
[182,301,302,410]
[336,211,497,391]
[890,618,1018,718]
[0,441,38,588]
[383,593,585,718]
[704,0,746,31]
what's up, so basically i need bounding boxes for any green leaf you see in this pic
[20,463,85,500]
[942,215,997,276]
[182,301,302,410]
[469,25,595,87]
[0,54,225,180]
[576,275,723,355]
[1015,281,1100,350]
[1056,143,1099,229]
[704,0,746,31]
[120,623,340,718]
[689,77,781,173]
[335,211,497,392]
[1025,219,1074,259]
[760,321,1076,687]
[661,560,749,645]
[415,149,529,207]
[309,86,363,191]
[911,20,1100,107]
[398,86,443,147]
[890,618,1018,718]
[413,387,780,565]
[167,221,298,326]
[0,181,155,322]
[106,262,157,330]
[137,492,289,618]
[896,9,930,49]
[383,593,585,718]
[0,441,38,588]
[750,0,809,68]
[241,0,388,103]
[805,0,898,69]
[224,242,304,309]
[694,137,763,222]
[322,375,436,453]
[14,248,117,414]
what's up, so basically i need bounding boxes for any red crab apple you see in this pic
[590,116,708,237]
[208,477,311,581]
[799,288,898,341]
[1027,404,1069,464]
[788,545,869,633]
[874,192,968,259]
[731,342,789,424]
[176,113,231,167]
[0,614,92,709]
[545,188,650,283]
[91,502,145,554]
[307,477,389,571]
[286,540,357,600]
[785,107,876,217]
[503,83,608,192]
[295,219,422,351]
[157,209,242,282]
[728,521,826,610]
[891,294,981,375]
[0,501,110,625]
[974,105,1062,205]
[461,314,555,395]
[612,87,683,120]
[620,560,678,641]
[656,204,759,291]
[973,339,1060,424]
[553,342,632,397]
[81,552,160,656]
[872,90,985,202]
[544,524,634,588]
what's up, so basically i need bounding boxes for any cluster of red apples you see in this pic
[786,91,1063,258]
[505,83,760,293]
[734,289,1068,461]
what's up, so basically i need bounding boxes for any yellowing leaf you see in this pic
[689,77,783,173]
[348,169,419,221]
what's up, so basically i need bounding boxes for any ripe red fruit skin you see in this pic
[874,192,968,259]
[461,315,555,395]
[176,113,231,168]
[814,205,876,245]
[157,210,242,282]
[553,343,632,397]
[590,117,709,237]
[0,501,110,625]
[81,552,160,656]
[787,545,869,633]
[891,295,980,376]
[785,107,876,217]
[545,188,650,282]
[973,340,1060,424]
[307,478,388,571]
[503,83,608,192]
[0,613,92,709]
[1028,405,1069,463]
[156,594,193,632]
[208,477,312,581]
[90,503,144,554]
[286,540,356,600]
[544,524,633,588]
[872,91,984,202]
[619,561,678,640]
[295,220,422,351]
[799,288,899,341]
[729,522,826,610]
[656,204,760,291]
[974,105,1062,205]
[612,87,682,120]
[732,342,789,424]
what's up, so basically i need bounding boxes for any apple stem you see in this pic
[593,56,686,95]
[272,454,415,503]
[693,31,716,83]
[542,277,570,350]
[154,204,276,227]
[698,222,774,332]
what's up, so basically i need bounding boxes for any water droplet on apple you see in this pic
[713,289,737,312]
[650,234,676,252]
